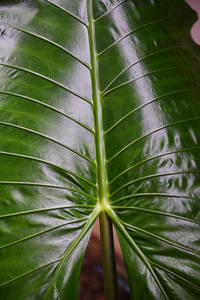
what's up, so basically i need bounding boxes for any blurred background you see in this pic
[78,1,200,299]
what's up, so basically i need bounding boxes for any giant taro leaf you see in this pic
[0,0,200,299]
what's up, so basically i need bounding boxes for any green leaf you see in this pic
[0,0,200,299]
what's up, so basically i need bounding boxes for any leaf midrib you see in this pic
[87,0,109,208]
[88,2,170,299]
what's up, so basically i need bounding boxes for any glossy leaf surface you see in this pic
[0,0,200,299]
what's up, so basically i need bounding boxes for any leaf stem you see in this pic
[99,211,119,300]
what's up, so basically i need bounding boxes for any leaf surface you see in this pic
[0,0,200,299]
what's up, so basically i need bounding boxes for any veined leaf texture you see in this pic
[0,0,200,299]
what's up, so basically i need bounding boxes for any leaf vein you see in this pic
[122,221,200,256]
[1,24,90,68]
[0,181,97,202]
[105,89,200,135]
[0,91,94,133]
[102,45,187,93]
[107,208,169,300]
[0,121,95,165]
[42,206,101,299]
[0,260,61,287]
[103,67,200,97]
[0,205,95,219]
[0,151,97,189]
[150,261,200,290]
[0,218,88,250]
[98,17,171,57]
[110,171,200,198]
[112,206,200,224]
[0,63,92,105]
[109,146,200,185]
[94,0,128,22]
[111,193,200,205]
[107,117,200,164]
[44,0,88,26]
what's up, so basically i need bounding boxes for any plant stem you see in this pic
[99,211,119,300]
